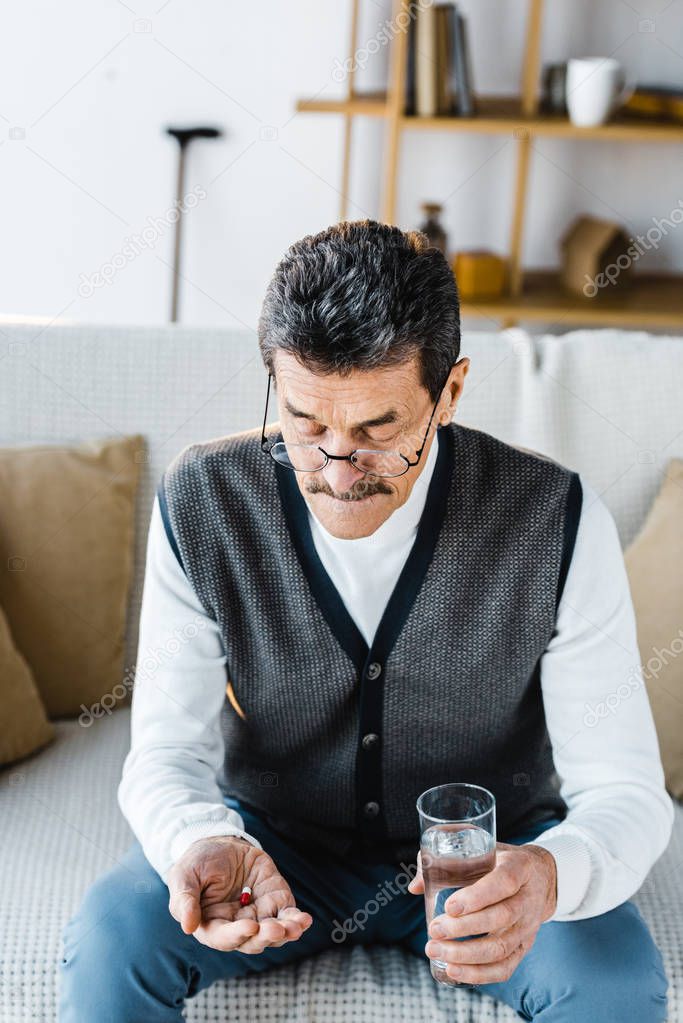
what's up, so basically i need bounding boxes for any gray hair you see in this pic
[257,219,460,401]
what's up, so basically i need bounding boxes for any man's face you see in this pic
[273,351,468,539]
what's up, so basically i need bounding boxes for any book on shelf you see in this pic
[405,3,417,114]
[453,5,475,116]
[436,5,452,115]
[412,2,475,117]
[415,2,438,116]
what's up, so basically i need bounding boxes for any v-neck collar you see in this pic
[274,425,455,672]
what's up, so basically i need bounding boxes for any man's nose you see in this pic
[321,454,366,496]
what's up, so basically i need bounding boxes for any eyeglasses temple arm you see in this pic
[261,373,272,448]
[413,376,449,459]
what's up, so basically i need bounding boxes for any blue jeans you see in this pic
[59,799,668,1022]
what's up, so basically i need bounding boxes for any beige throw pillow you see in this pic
[0,434,144,717]
[0,601,54,765]
[625,459,683,799]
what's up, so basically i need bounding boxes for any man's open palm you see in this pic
[168,836,313,954]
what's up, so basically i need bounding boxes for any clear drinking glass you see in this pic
[417,783,497,986]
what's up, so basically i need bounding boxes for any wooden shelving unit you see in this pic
[295,0,683,329]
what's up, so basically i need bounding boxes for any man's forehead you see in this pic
[283,395,404,429]
[274,362,420,429]
[272,352,421,405]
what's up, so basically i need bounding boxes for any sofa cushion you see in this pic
[0,435,144,717]
[625,459,683,799]
[0,601,53,765]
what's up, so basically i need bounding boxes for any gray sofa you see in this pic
[1,319,682,1022]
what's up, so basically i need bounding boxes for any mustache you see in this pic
[304,477,393,502]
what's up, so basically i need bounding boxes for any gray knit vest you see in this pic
[159,421,581,865]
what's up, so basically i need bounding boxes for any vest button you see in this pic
[366,662,382,680]
[363,801,380,819]
[362,732,379,750]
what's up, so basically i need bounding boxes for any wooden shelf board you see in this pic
[460,271,683,327]
[402,96,683,141]
[295,91,389,117]
[402,99,683,141]
[296,93,683,141]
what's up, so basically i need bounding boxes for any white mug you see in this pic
[566,57,634,127]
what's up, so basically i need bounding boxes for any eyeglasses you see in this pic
[260,369,450,479]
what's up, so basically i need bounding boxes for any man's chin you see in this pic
[308,493,390,537]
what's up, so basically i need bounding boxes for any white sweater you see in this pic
[118,434,674,921]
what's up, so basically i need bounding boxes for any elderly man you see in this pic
[60,220,673,1021]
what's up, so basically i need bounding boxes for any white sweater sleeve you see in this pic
[523,475,675,920]
[117,493,262,883]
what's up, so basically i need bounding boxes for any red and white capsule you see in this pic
[239,886,252,907]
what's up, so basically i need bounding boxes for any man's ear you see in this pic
[453,357,470,409]
[440,357,469,423]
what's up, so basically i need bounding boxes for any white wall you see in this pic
[1,0,682,332]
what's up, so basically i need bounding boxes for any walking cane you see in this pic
[165,125,222,322]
